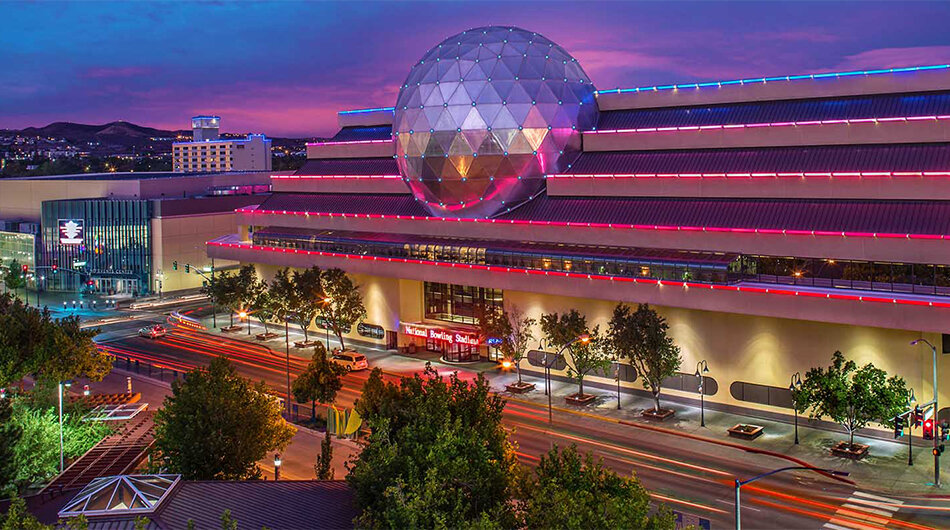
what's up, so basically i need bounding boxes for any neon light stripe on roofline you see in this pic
[548,172,950,179]
[595,64,950,95]
[307,139,392,146]
[233,207,950,240]
[271,175,402,179]
[338,106,396,115]
[206,240,950,309]
[589,115,950,135]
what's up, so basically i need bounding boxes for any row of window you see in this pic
[251,231,950,297]
[423,281,503,325]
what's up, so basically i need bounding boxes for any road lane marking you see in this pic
[823,491,903,530]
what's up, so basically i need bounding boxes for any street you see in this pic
[90,304,949,530]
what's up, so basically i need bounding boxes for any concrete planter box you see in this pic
[565,393,597,406]
[221,325,242,333]
[505,381,536,394]
[294,340,320,348]
[831,441,869,460]
[641,408,675,421]
[256,332,280,340]
[728,423,764,440]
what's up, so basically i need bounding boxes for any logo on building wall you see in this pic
[58,219,84,245]
[402,323,479,345]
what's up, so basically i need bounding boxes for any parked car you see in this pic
[330,350,369,371]
[138,324,167,339]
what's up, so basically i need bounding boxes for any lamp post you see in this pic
[695,360,709,427]
[907,388,917,466]
[539,335,589,423]
[283,311,296,419]
[910,338,939,487]
[58,380,73,473]
[789,372,803,445]
[322,297,332,350]
[274,453,281,481]
[238,310,249,336]
[734,467,848,529]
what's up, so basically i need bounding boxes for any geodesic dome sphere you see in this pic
[394,26,599,218]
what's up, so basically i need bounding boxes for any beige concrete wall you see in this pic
[271,176,407,194]
[306,142,393,159]
[0,179,140,222]
[583,120,950,151]
[595,68,950,110]
[338,111,393,128]
[546,175,950,200]
[154,212,242,292]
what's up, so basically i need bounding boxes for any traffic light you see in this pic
[934,446,945,457]
[894,416,905,439]
[51,263,58,274]
[913,405,923,427]
[173,261,178,271]
[941,421,950,442]
[185,263,190,273]
[923,418,935,441]
[21,264,27,273]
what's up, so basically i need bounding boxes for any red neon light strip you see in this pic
[206,240,950,309]
[547,171,950,179]
[271,174,402,180]
[306,139,391,146]
[589,115,950,135]
[233,207,950,241]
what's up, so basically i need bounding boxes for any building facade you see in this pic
[172,116,272,173]
[209,26,950,420]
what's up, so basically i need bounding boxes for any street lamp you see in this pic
[910,338,940,487]
[789,372,803,445]
[58,380,73,473]
[273,453,281,481]
[695,360,709,427]
[322,297,332,349]
[538,335,589,423]
[238,310,249,336]
[734,466,849,529]
[907,388,917,466]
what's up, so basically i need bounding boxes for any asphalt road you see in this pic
[91,308,949,530]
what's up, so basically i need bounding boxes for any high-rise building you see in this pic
[172,116,272,173]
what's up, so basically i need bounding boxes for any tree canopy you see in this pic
[796,351,909,448]
[318,268,366,350]
[290,266,324,343]
[607,304,682,412]
[348,366,517,528]
[541,310,608,397]
[153,357,296,480]
[480,306,535,384]
[2,260,26,294]
[292,342,348,419]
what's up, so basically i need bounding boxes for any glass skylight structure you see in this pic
[59,475,180,517]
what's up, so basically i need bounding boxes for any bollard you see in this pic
[126,376,132,394]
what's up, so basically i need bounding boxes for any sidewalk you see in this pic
[190,311,945,495]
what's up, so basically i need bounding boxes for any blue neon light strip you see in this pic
[595,64,950,95]
[339,106,396,115]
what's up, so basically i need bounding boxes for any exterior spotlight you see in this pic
[578,334,590,344]
[501,360,513,369]
[323,297,332,304]
[274,453,282,481]
[238,311,247,319]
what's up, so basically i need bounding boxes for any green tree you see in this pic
[0,497,52,530]
[249,279,275,335]
[796,351,909,449]
[318,269,366,350]
[206,270,239,328]
[610,304,682,412]
[480,306,535,385]
[290,266,324,343]
[0,398,22,497]
[153,357,296,480]
[314,428,334,481]
[540,310,608,398]
[517,444,674,530]
[3,260,26,298]
[292,342,347,421]
[348,365,517,528]
[268,268,296,340]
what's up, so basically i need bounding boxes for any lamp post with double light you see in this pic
[789,372,803,445]
[58,380,73,473]
[910,338,940,487]
[906,388,916,466]
[695,360,709,427]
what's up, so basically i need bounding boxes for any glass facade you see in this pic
[252,229,950,297]
[0,230,36,270]
[41,199,153,294]
[424,281,503,325]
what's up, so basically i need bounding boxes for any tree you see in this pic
[348,365,517,528]
[314,428,334,480]
[0,497,52,530]
[796,351,909,449]
[540,310,608,398]
[318,268,366,350]
[0,398,22,497]
[3,260,26,298]
[610,304,682,412]
[153,357,296,480]
[516,444,674,530]
[249,279,274,335]
[480,306,535,385]
[268,268,296,340]
[292,342,347,421]
[207,270,239,328]
[290,266,324,343]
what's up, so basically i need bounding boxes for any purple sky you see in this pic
[3,1,950,138]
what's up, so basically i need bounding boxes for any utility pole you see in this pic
[911,339,940,487]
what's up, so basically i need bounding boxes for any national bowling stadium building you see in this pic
[209,26,950,419]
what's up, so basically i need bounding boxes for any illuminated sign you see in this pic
[58,219,84,245]
[486,337,503,346]
[357,322,385,339]
[402,323,479,345]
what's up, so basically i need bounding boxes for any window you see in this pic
[729,381,793,409]
[424,281,502,325]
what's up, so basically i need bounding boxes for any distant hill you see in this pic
[12,121,189,142]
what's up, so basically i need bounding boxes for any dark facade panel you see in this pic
[597,91,950,130]
[567,144,950,174]
[258,192,427,217]
[294,157,401,176]
[329,125,393,142]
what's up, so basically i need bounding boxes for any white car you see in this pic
[331,350,369,371]
[138,325,167,339]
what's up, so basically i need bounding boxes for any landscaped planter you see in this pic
[294,340,320,348]
[641,408,675,421]
[505,381,536,394]
[831,441,869,460]
[565,393,597,406]
[728,423,764,440]
[256,332,280,340]
[221,325,242,333]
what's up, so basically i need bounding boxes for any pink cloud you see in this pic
[833,46,950,70]
[82,66,153,79]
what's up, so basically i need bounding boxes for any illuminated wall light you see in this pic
[232,207,950,240]
[595,64,950,95]
[547,171,950,180]
[206,240,950,309]
[588,115,950,135]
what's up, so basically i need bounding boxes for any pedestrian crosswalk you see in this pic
[823,491,903,530]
